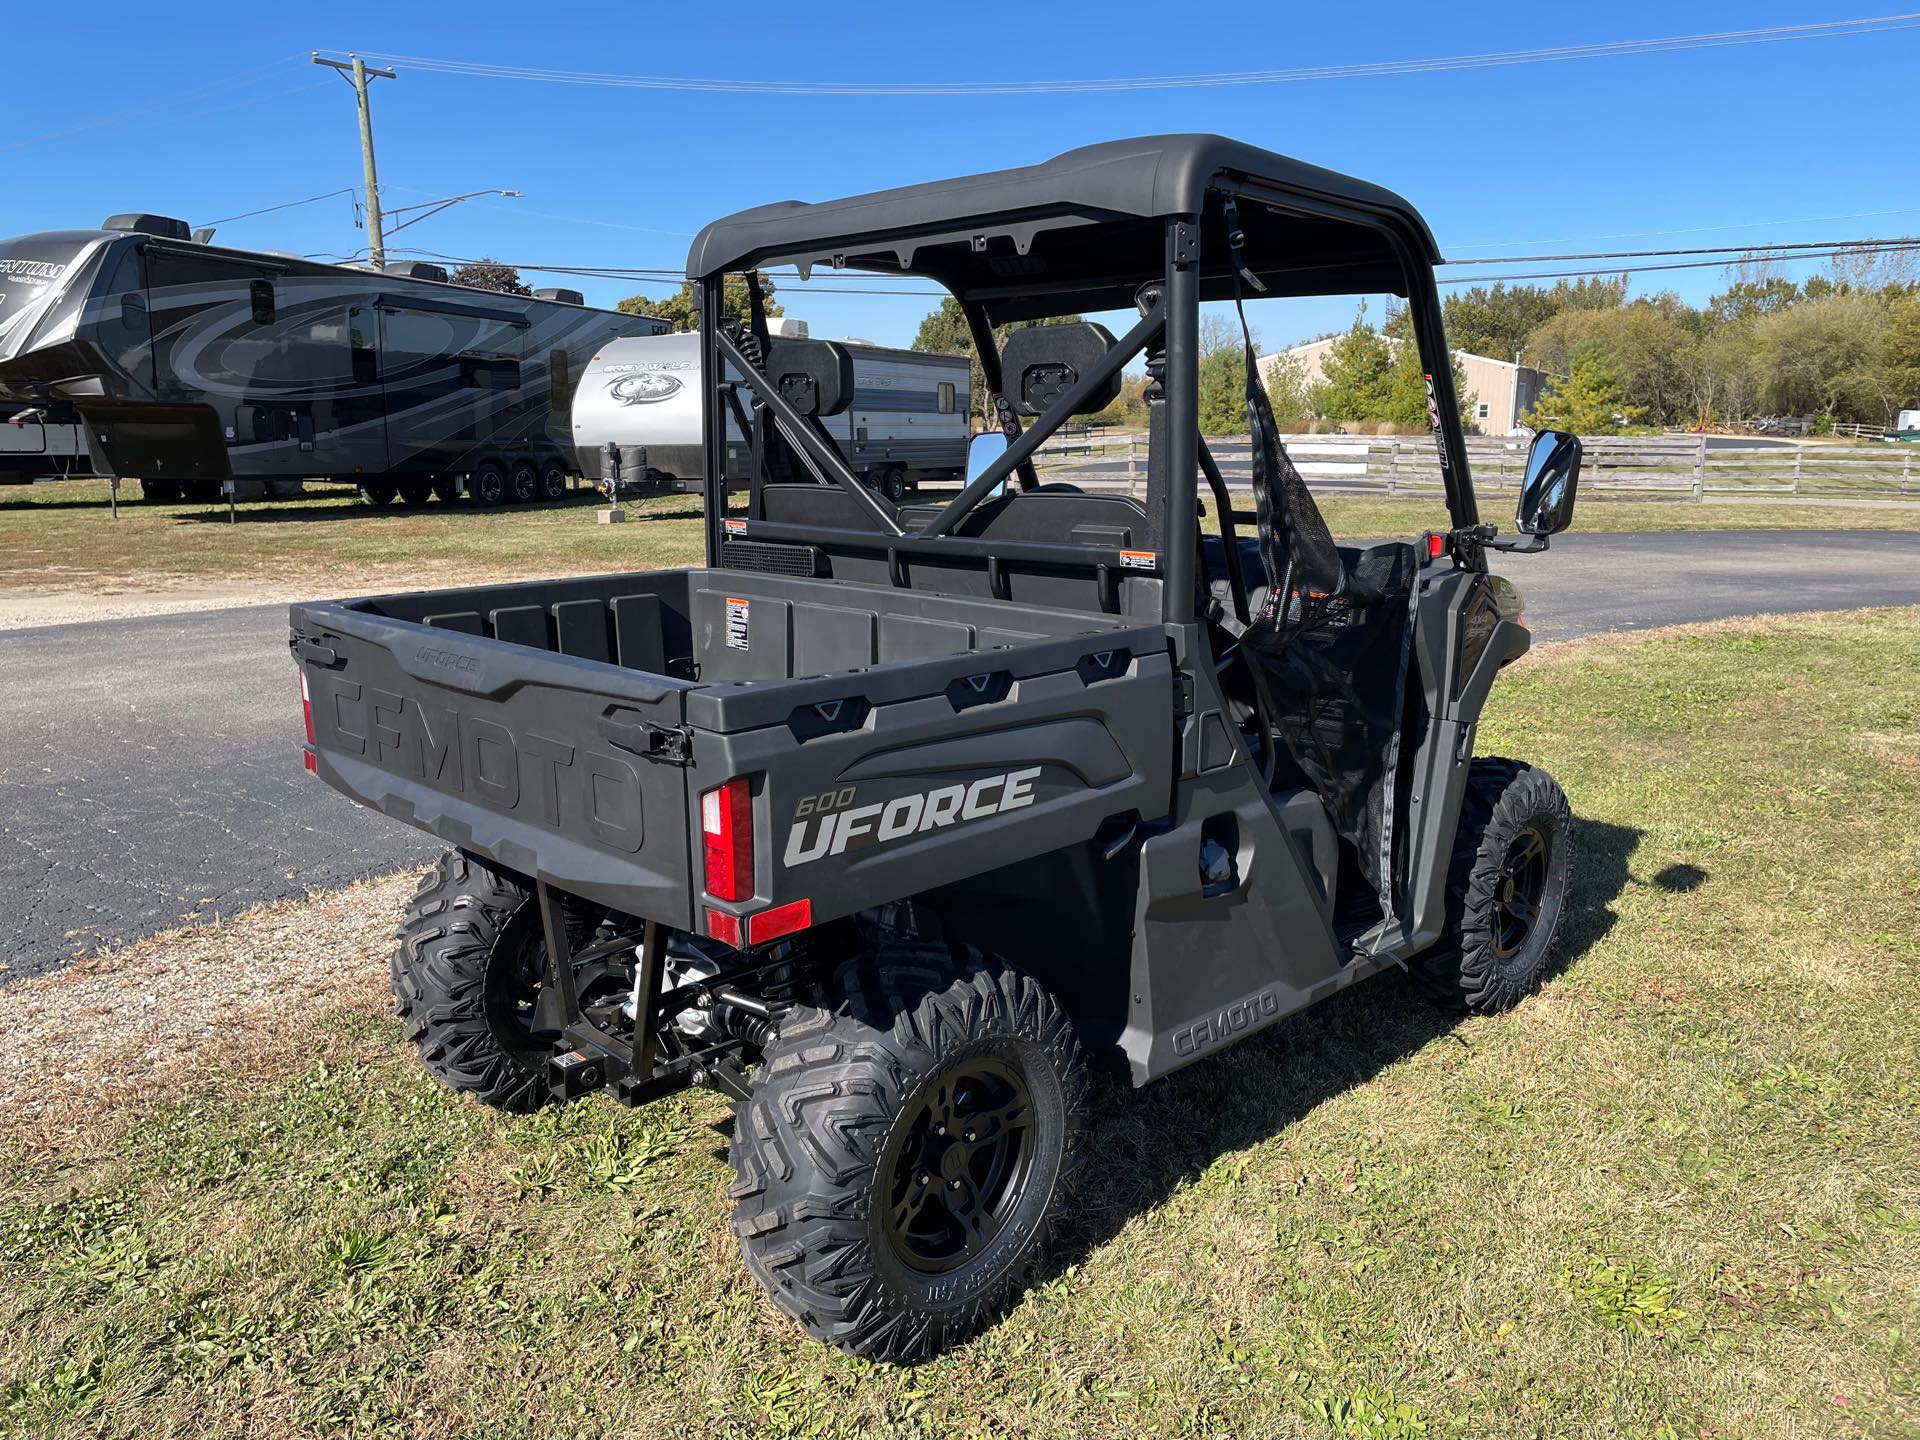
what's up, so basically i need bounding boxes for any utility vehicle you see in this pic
[289,135,1583,1363]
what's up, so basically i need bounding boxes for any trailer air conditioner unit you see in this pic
[100,214,192,241]
[384,261,450,283]
[533,287,585,305]
[767,318,810,339]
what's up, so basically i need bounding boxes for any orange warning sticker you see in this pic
[1119,549,1159,571]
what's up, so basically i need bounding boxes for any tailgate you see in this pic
[291,602,697,928]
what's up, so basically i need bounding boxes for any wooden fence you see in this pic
[1035,432,1920,503]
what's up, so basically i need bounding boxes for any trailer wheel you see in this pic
[1416,758,1574,1013]
[538,458,570,502]
[390,850,602,1113]
[139,479,181,503]
[429,475,460,504]
[469,460,509,507]
[509,458,540,504]
[397,480,432,506]
[358,482,398,506]
[729,947,1088,1363]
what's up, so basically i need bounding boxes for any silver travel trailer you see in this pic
[572,322,970,500]
[0,214,669,504]
[1,404,94,483]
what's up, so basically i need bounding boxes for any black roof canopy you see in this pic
[686,134,1443,322]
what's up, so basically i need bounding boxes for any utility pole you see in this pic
[311,53,396,268]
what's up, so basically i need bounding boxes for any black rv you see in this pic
[0,214,669,505]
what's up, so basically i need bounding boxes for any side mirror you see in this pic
[1517,429,1581,536]
[967,431,1010,497]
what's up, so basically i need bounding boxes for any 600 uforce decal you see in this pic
[783,767,1042,867]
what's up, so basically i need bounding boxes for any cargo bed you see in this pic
[291,568,1175,934]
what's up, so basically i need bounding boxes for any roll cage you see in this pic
[687,134,1479,621]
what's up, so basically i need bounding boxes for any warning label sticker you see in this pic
[1119,549,1159,571]
[725,597,750,650]
[723,518,747,535]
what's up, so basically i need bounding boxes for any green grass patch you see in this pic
[3,609,1918,1437]
[3,477,1913,596]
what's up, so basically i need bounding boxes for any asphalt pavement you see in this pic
[4,527,1917,980]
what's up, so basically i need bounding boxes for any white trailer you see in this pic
[572,322,971,500]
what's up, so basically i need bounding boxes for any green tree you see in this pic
[1308,315,1394,423]
[1882,296,1920,418]
[450,259,531,296]
[616,274,781,331]
[1525,342,1643,433]
[1383,335,1474,431]
[1198,348,1249,435]
[1263,353,1311,430]
[1443,275,1627,359]
[909,296,1081,422]
[1524,297,1697,426]
[1749,292,1887,420]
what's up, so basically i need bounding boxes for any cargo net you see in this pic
[1232,302,1417,927]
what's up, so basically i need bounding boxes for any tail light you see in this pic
[701,776,753,901]
[299,672,317,773]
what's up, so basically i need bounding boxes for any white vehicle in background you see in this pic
[572,319,971,500]
[1890,408,1920,442]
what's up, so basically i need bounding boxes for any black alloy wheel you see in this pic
[509,458,540,503]
[882,1058,1036,1274]
[1491,825,1549,960]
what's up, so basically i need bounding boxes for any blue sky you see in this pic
[7,2,1917,350]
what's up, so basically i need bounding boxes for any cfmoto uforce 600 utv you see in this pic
[290,136,1583,1363]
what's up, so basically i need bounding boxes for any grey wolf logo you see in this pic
[609,371,682,405]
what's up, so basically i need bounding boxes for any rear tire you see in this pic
[729,946,1087,1363]
[358,482,397,506]
[468,459,509,508]
[538,458,570,502]
[1417,758,1574,1013]
[389,850,598,1113]
[397,479,432,506]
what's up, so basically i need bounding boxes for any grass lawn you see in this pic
[3,609,1918,1438]
[2,478,1915,596]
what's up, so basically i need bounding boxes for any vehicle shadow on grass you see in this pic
[1048,814,1664,1279]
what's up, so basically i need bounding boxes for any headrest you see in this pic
[763,339,856,417]
[999,322,1121,417]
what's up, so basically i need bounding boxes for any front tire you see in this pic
[538,458,570,502]
[139,478,181,503]
[729,947,1088,1363]
[390,850,598,1112]
[358,482,398,506]
[1419,758,1574,1012]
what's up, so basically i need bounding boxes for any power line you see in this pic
[200,187,361,228]
[1440,244,1920,286]
[1449,204,1920,251]
[342,13,1920,96]
[0,56,314,153]
[1444,235,1920,265]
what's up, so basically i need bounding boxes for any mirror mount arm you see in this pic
[1481,531,1550,555]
